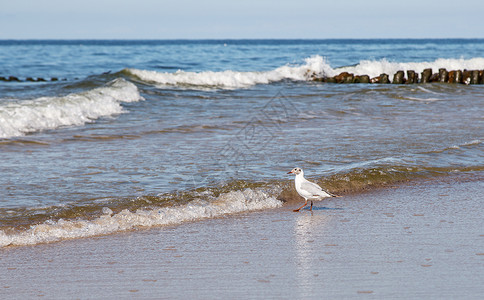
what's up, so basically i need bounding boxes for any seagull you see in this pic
[287,167,337,212]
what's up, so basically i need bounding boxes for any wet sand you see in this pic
[2,175,483,299]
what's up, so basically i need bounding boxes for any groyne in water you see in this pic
[3,67,484,85]
[0,76,65,82]
[313,68,484,84]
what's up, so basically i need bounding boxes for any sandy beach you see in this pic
[2,174,483,299]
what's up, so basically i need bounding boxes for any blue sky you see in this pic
[2,0,484,39]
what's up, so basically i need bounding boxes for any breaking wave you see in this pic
[122,56,332,89]
[2,161,483,248]
[0,187,282,247]
[333,57,484,78]
[123,56,484,89]
[0,78,143,139]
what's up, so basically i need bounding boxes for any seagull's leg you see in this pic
[310,200,313,211]
[293,199,308,212]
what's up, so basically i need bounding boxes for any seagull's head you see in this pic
[287,167,303,175]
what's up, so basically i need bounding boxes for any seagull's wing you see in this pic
[300,180,322,194]
[301,180,332,198]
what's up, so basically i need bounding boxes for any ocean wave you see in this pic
[461,139,482,147]
[0,188,282,247]
[2,163,483,247]
[122,56,333,89]
[420,139,483,154]
[334,57,484,78]
[123,56,484,89]
[0,78,143,139]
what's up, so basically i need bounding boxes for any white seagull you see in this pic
[287,167,338,212]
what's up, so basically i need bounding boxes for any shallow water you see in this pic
[1,39,483,246]
[2,176,483,298]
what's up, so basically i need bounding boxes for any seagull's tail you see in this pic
[326,191,341,198]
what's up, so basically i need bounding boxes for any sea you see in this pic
[1,39,483,247]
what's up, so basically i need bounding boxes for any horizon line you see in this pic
[2,37,484,41]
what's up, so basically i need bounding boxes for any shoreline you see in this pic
[1,174,483,299]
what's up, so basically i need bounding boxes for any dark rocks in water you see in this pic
[0,76,65,82]
[392,71,405,84]
[370,76,380,83]
[307,69,484,85]
[438,68,449,83]
[353,75,370,83]
[470,70,480,84]
[312,76,335,83]
[343,74,354,83]
[429,73,440,82]
[448,70,462,83]
[448,71,456,83]
[312,76,334,83]
[368,74,389,84]
[359,75,370,83]
[8,76,20,82]
[455,70,463,83]
[334,72,354,83]
[462,70,472,85]
[421,68,432,83]
[406,70,416,84]
[379,73,390,84]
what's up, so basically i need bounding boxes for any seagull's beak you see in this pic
[287,171,293,174]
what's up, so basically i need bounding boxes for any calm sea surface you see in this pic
[1,39,483,246]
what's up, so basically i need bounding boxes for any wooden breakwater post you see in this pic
[420,68,432,83]
[448,70,462,83]
[439,68,449,83]
[313,68,484,85]
[406,70,418,84]
[471,70,480,84]
[0,76,64,82]
[353,75,370,83]
[370,73,390,84]
[392,71,405,84]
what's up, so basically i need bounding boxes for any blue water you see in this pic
[3,39,484,80]
[1,39,483,246]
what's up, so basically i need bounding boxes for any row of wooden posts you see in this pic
[313,68,484,84]
[0,76,63,82]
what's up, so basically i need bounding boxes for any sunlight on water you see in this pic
[1,39,483,246]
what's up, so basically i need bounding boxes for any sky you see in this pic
[2,0,484,39]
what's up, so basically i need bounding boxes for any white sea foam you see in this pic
[124,55,333,89]
[0,188,282,247]
[0,78,143,139]
[404,97,443,102]
[461,139,482,146]
[334,57,484,78]
[126,56,484,89]
[448,139,483,150]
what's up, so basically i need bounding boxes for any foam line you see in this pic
[0,78,143,139]
[0,188,282,247]
[125,56,484,89]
